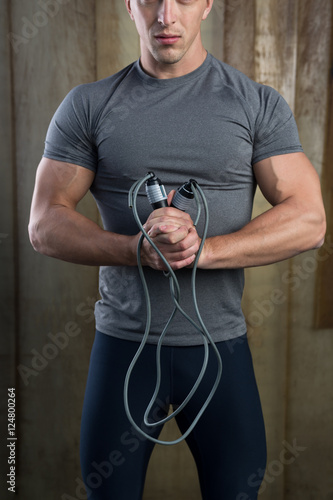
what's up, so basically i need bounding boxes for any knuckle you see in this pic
[168,233,180,245]
[165,207,176,215]
[159,216,172,225]
[177,239,188,251]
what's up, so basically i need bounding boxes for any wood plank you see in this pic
[10,1,98,498]
[224,0,256,79]
[201,0,224,60]
[285,1,333,498]
[0,0,17,486]
[246,1,299,499]
[4,1,332,499]
[96,0,140,80]
[314,4,333,329]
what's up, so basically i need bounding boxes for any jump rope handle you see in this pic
[145,173,195,212]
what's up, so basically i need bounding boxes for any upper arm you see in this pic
[253,152,324,208]
[30,157,95,221]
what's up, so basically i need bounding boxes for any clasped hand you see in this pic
[140,193,201,271]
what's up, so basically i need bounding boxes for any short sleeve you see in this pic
[252,86,303,165]
[43,85,97,172]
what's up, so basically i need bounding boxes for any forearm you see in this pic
[28,205,139,266]
[199,199,326,270]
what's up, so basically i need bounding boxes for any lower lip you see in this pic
[155,36,180,45]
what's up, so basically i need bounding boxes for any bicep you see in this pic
[30,158,95,216]
[253,152,322,207]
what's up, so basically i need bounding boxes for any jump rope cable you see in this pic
[124,172,223,445]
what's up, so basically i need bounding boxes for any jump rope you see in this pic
[124,172,223,445]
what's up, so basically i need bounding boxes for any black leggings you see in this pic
[80,331,267,500]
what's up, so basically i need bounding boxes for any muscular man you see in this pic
[29,1,326,499]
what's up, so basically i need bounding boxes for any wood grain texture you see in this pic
[201,0,224,59]
[246,2,299,498]
[1,1,332,499]
[315,34,333,327]
[96,0,140,80]
[224,0,256,79]
[9,1,98,498]
[0,0,18,485]
[285,1,333,499]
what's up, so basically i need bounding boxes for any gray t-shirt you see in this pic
[43,53,303,345]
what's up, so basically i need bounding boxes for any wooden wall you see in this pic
[1,1,332,499]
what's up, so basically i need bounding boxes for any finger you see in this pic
[149,224,180,235]
[168,253,197,271]
[145,207,194,229]
[167,190,176,206]
[147,224,184,238]
[141,224,200,271]
[151,225,190,245]
[151,225,200,252]
[155,231,201,262]
[166,226,200,252]
[141,235,199,272]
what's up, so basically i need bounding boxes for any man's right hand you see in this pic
[139,205,201,271]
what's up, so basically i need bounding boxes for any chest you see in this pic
[94,84,255,192]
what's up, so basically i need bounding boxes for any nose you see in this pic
[157,0,177,26]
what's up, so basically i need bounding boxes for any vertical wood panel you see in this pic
[285,1,333,499]
[244,2,299,498]
[255,0,298,106]
[2,1,332,499]
[224,0,256,79]
[10,1,98,498]
[295,0,331,175]
[96,0,140,80]
[0,0,17,487]
[316,10,333,327]
[201,0,224,59]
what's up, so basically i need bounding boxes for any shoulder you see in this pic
[64,61,137,106]
[208,54,286,113]
[51,61,138,133]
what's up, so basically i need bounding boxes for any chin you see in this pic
[153,49,186,65]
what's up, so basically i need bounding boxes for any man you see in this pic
[28,0,326,498]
